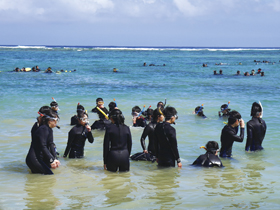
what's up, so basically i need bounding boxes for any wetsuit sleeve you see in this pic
[229,127,244,143]
[167,127,181,162]
[49,135,57,159]
[92,107,97,113]
[140,125,151,151]
[87,129,94,143]
[103,129,110,165]
[127,127,132,155]
[39,127,55,163]
[245,123,253,151]
[63,128,75,157]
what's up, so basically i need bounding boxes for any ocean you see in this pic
[0,45,280,209]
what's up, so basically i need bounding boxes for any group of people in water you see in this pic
[25,97,267,174]
[213,68,265,76]
[13,66,76,73]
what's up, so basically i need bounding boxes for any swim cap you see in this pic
[50,101,58,107]
[96,98,103,103]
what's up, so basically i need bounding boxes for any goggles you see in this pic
[80,117,89,124]
[131,112,139,117]
[48,116,59,122]
[173,115,178,120]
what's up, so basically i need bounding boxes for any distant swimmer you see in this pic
[235,70,241,75]
[36,66,40,71]
[244,72,250,76]
[14,67,20,72]
[192,141,223,167]
[213,70,218,75]
[194,105,207,119]
[219,69,223,75]
[219,110,244,158]
[113,68,118,72]
[261,72,265,76]
[238,62,242,65]
[45,67,53,73]
[257,68,262,74]
[250,69,255,76]
[202,63,208,67]
[143,62,147,66]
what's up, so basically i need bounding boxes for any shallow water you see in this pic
[0,46,280,209]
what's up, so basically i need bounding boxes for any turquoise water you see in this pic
[0,46,280,209]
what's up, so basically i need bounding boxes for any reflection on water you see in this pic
[24,175,60,210]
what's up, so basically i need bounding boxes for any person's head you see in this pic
[108,101,117,112]
[77,111,89,126]
[132,106,141,117]
[237,70,240,75]
[48,67,51,70]
[50,101,59,111]
[41,109,59,128]
[96,98,104,106]
[219,69,223,74]
[153,108,164,122]
[214,70,217,75]
[77,103,85,112]
[220,104,231,114]
[38,106,52,124]
[195,106,204,116]
[157,101,164,109]
[205,141,219,155]
[228,110,241,126]
[163,106,178,124]
[251,102,262,117]
[145,108,153,120]
[109,109,124,125]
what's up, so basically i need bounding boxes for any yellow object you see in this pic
[200,146,207,150]
[65,70,68,72]
[158,108,164,116]
[96,107,109,120]
[223,122,228,124]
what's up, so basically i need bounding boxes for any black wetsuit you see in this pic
[245,117,267,151]
[154,122,181,167]
[63,124,94,158]
[140,121,157,155]
[133,117,146,127]
[103,123,132,172]
[91,107,110,130]
[27,124,57,174]
[70,115,79,125]
[220,125,244,157]
[192,152,223,167]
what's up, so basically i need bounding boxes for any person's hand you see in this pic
[239,119,245,128]
[143,150,148,154]
[177,162,182,168]
[104,164,107,170]
[51,159,60,169]
[85,124,91,132]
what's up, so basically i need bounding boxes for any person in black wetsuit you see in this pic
[219,103,231,118]
[70,103,85,125]
[27,109,60,174]
[245,102,267,151]
[50,101,59,113]
[26,106,52,173]
[154,106,182,168]
[64,112,94,158]
[132,106,146,127]
[220,111,245,158]
[194,106,207,119]
[91,98,110,130]
[103,109,132,172]
[192,141,223,167]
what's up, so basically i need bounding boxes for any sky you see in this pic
[0,0,280,47]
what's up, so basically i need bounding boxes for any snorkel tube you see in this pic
[195,104,204,115]
[259,101,263,118]
[221,101,230,112]
[52,97,56,102]
[137,105,146,118]
[114,98,117,107]
[96,106,109,120]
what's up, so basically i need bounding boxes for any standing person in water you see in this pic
[245,102,267,152]
[28,110,60,174]
[192,141,223,167]
[154,106,182,168]
[220,111,245,158]
[26,106,53,173]
[91,98,110,130]
[64,111,94,158]
[103,109,132,172]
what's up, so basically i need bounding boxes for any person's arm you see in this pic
[230,127,244,143]
[38,127,55,163]
[103,129,110,166]
[63,128,75,158]
[245,122,253,151]
[127,127,132,155]
[86,124,94,143]
[140,125,150,153]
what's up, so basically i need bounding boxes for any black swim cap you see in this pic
[50,101,58,107]
[228,110,241,125]
[163,106,177,120]
[39,106,51,115]
[206,141,219,154]
[77,104,85,111]
[96,98,103,103]
[251,102,262,117]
